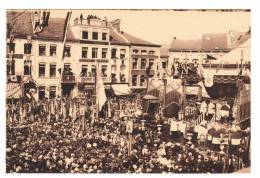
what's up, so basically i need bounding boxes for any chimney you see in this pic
[110,19,121,33]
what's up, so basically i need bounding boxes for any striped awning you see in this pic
[6,83,22,99]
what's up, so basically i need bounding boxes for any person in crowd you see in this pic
[6,94,250,173]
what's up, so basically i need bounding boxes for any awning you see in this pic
[6,83,22,99]
[142,94,159,100]
[111,84,131,96]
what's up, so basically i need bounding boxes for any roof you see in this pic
[7,11,34,38]
[231,30,251,48]
[109,27,130,45]
[169,39,202,51]
[229,30,245,47]
[7,11,76,42]
[160,43,171,57]
[36,18,77,42]
[201,33,230,51]
[121,31,161,47]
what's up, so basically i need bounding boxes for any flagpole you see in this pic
[95,62,98,123]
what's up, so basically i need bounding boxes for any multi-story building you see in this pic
[120,32,161,92]
[6,10,161,100]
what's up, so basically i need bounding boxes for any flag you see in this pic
[206,54,217,60]
[96,64,107,111]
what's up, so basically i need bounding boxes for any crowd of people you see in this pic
[6,95,250,173]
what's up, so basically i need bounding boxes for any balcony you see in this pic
[61,75,76,83]
[81,76,111,83]
[132,54,158,59]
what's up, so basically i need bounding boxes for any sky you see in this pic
[50,10,250,45]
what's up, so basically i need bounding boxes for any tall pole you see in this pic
[95,62,98,124]
[182,77,186,121]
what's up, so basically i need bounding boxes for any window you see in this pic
[101,65,107,77]
[39,45,46,56]
[24,60,31,75]
[81,65,88,76]
[63,64,71,75]
[141,58,146,69]
[111,48,117,59]
[149,59,154,68]
[64,46,71,57]
[141,50,147,55]
[7,60,11,75]
[50,64,56,77]
[120,49,126,59]
[39,63,45,77]
[91,65,96,76]
[92,48,98,58]
[10,60,15,75]
[92,31,98,40]
[50,45,57,56]
[38,86,45,100]
[132,58,138,69]
[149,50,155,55]
[120,74,126,82]
[102,48,107,59]
[82,31,88,39]
[132,75,138,86]
[140,75,145,86]
[49,86,56,99]
[121,60,125,68]
[82,47,88,58]
[133,49,138,54]
[24,43,32,54]
[162,62,167,69]
[102,33,107,41]
[7,43,15,53]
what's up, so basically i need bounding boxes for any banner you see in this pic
[96,64,107,111]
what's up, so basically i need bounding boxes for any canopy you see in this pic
[217,39,250,64]
[202,39,250,76]
[111,84,131,96]
[6,82,22,99]
[142,94,159,100]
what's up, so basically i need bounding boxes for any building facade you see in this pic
[6,10,161,100]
